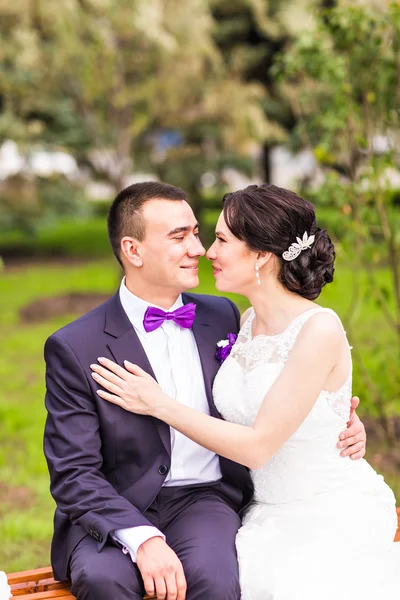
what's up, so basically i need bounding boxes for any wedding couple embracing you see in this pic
[44,181,400,600]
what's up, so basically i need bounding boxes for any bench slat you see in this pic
[8,568,54,585]
[15,591,74,600]
[12,580,68,596]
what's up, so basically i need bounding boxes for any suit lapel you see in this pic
[104,294,171,454]
[183,294,221,418]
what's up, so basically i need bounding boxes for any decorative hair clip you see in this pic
[282,231,315,261]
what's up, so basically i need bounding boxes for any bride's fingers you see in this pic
[96,389,126,409]
[91,371,124,395]
[90,364,125,388]
[97,356,129,380]
[124,360,153,380]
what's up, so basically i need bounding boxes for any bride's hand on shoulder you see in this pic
[90,357,168,416]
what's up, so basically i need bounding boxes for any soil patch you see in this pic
[20,293,110,323]
[0,481,36,515]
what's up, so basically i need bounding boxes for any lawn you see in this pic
[0,255,398,572]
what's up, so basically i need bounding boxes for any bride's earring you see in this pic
[255,263,261,285]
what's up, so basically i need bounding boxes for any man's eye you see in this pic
[174,237,184,241]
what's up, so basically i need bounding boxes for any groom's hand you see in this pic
[137,537,187,600]
[337,396,366,460]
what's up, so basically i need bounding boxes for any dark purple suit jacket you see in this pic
[44,292,254,581]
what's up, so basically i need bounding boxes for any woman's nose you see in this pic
[206,242,216,260]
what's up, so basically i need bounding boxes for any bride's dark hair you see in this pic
[222,184,335,300]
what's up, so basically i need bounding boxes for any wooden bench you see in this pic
[8,566,155,599]
[8,508,400,599]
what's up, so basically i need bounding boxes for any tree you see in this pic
[0,1,270,193]
[211,0,324,180]
[279,1,400,443]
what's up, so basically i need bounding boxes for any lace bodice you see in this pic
[231,306,352,421]
[213,306,384,504]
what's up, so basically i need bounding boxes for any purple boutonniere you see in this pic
[215,333,238,364]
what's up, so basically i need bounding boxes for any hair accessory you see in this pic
[282,232,315,261]
[255,263,261,285]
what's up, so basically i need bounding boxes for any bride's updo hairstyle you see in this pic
[222,184,335,300]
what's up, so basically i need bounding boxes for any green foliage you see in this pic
[0,217,110,259]
[0,173,91,234]
[0,0,271,194]
[279,1,400,442]
[278,2,400,172]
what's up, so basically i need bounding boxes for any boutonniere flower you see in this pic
[216,333,238,364]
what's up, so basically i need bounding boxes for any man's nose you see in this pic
[188,234,206,257]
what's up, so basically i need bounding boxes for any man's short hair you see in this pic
[107,181,187,266]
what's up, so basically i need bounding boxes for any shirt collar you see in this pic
[119,278,183,338]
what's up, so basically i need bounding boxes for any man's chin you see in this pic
[181,273,200,291]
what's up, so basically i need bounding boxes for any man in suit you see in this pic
[44,181,366,600]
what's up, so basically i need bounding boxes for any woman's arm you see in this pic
[91,313,342,469]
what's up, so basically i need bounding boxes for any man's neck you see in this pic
[123,276,182,310]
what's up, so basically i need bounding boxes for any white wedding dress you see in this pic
[213,307,400,600]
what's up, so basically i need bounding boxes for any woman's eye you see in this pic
[216,236,226,243]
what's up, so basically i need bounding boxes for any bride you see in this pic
[91,184,400,599]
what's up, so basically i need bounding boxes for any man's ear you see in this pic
[121,236,143,267]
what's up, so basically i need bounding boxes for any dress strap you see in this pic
[238,307,255,342]
[277,307,345,363]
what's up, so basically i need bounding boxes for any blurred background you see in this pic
[1,0,400,572]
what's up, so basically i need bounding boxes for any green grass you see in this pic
[0,255,398,572]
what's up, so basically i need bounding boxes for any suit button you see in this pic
[158,465,169,475]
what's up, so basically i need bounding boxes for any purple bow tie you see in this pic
[143,302,197,333]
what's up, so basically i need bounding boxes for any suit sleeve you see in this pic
[43,333,156,550]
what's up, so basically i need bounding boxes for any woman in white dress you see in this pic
[92,184,400,599]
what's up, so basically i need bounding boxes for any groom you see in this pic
[44,181,366,600]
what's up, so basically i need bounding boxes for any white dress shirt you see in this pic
[113,280,222,561]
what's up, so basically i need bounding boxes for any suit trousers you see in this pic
[69,480,242,600]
